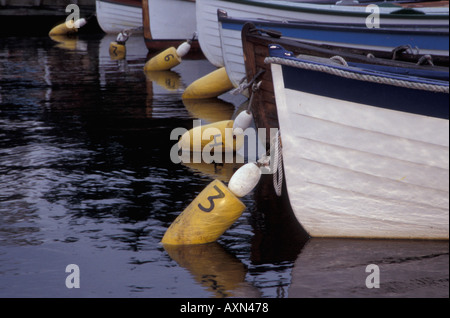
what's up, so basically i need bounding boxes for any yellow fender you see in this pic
[49,20,78,36]
[109,41,126,60]
[182,67,234,99]
[143,40,192,71]
[161,179,246,245]
[178,120,244,153]
[144,47,181,71]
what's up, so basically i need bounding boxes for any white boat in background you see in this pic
[142,0,198,51]
[96,0,143,34]
[266,46,449,240]
[197,0,449,67]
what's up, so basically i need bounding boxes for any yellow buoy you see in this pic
[109,30,130,60]
[182,67,234,100]
[144,40,192,72]
[144,47,181,71]
[49,18,86,36]
[49,20,78,36]
[177,120,244,153]
[109,41,126,60]
[161,179,246,245]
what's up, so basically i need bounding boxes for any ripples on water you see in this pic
[0,34,448,299]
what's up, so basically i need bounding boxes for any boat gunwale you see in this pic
[268,45,450,88]
[218,0,450,20]
[218,12,450,36]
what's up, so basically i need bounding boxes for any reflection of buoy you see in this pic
[144,70,183,91]
[143,40,192,72]
[161,179,246,245]
[180,152,245,182]
[49,18,86,36]
[163,242,261,297]
[49,35,87,51]
[49,35,78,50]
[228,163,261,197]
[182,98,235,123]
[178,120,243,153]
[182,67,233,100]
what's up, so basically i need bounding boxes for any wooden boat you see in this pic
[241,23,449,240]
[218,9,449,89]
[241,22,448,144]
[197,0,449,67]
[142,0,199,51]
[96,0,143,34]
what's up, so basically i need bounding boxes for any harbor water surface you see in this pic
[0,34,448,298]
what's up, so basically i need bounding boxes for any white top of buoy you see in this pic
[176,41,191,58]
[228,163,261,197]
[74,18,87,29]
[233,110,252,135]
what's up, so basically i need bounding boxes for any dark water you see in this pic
[0,34,448,300]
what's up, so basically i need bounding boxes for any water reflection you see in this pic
[164,242,261,298]
[289,239,449,298]
[182,98,236,124]
[1,34,448,298]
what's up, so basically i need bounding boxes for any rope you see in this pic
[272,131,283,197]
[256,130,283,197]
[265,56,449,94]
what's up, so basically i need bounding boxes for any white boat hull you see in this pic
[96,0,143,34]
[218,20,245,88]
[146,0,197,41]
[271,63,449,240]
[197,0,449,67]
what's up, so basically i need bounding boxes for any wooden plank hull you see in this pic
[96,0,143,34]
[142,0,198,51]
[268,49,449,239]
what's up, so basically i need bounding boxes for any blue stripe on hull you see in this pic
[281,64,449,120]
[221,20,449,52]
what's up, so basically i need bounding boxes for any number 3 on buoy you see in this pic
[198,185,225,212]
[161,180,245,245]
